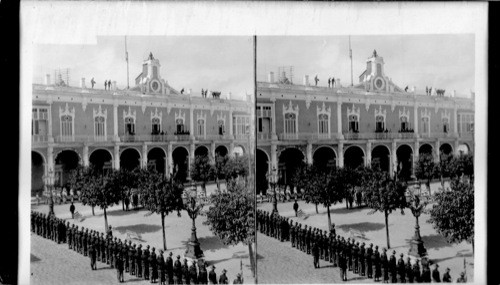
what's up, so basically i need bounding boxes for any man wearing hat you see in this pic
[166,252,174,284]
[106,225,113,240]
[397,253,405,283]
[405,257,413,283]
[136,244,143,278]
[456,271,467,283]
[412,259,421,283]
[432,263,441,282]
[198,261,208,285]
[359,242,366,276]
[173,255,182,285]
[189,260,198,284]
[339,251,348,281]
[366,243,373,278]
[116,250,125,283]
[373,245,381,282]
[208,265,217,284]
[442,268,452,282]
[129,244,137,276]
[143,245,150,280]
[389,250,397,283]
[157,250,166,285]
[312,240,320,268]
[150,247,158,283]
[233,273,243,284]
[381,248,389,283]
[181,258,190,285]
[219,269,228,284]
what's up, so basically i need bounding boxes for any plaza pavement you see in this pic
[31,183,254,284]
[257,182,474,283]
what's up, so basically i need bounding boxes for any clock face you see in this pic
[374,77,385,90]
[151,80,160,92]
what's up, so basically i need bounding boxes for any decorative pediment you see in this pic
[441,109,451,121]
[399,106,409,119]
[217,111,226,123]
[123,106,136,120]
[93,105,107,118]
[317,102,331,116]
[196,110,207,122]
[151,108,162,120]
[175,110,186,122]
[347,103,360,118]
[421,108,431,119]
[374,105,386,119]
[283,100,299,115]
[59,103,75,117]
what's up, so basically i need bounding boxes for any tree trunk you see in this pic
[427,181,431,195]
[385,210,391,249]
[92,205,95,216]
[472,240,474,254]
[216,178,220,193]
[315,203,318,214]
[104,207,108,230]
[122,191,125,211]
[202,183,207,197]
[248,243,255,278]
[161,211,167,250]
[327,206,332,231]
[346,197,349,209]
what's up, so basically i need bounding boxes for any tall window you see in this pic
[125,117,135,135]
[152,118,161,134]
[375,115,385,132]
[197,119,205,136]
[284,113,297,134]
[218,120,225,135]
[318,114,329,134]
[400,117,408,131]
[61,115,73,140]
[422,117,429,134]
[176,119,185,133]
[442,118,449,133]
[32,108,48,138]
[94,116,106,138]
[348,115,359,132]
[458,113,474,133]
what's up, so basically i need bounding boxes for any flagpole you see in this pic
[125,36,130,89]
[349,35,353,86]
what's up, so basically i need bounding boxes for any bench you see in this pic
[126,230,142,241]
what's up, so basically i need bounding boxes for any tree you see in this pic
[68,166,97,215]
[111,168,138,211]
[363,170,408,249]
[436,153,456,189]
[309,167,344,230]
[78,166,121,230]
[414,153,438,195]
[291,161,308,198]
[301,165,322,214]
[337,167,359,209]
[190,155,214,196]
[138,168,185,250]
[213,154,229,192]
[428,177,474,252]
[203,178,255,275]
[223,154,250,182]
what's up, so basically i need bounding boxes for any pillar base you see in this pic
[408,238,427,258]
[185,240,204,260]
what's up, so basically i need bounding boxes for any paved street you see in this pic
[257,233,374,284]
[31,233,152,285]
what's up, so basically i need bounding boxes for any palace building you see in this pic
[31,53,254,194]
[256,51,474,194]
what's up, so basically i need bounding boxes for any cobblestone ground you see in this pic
[31,233,153,285]
[257,233,374,284]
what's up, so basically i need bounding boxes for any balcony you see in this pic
[258,133,271,140]
[32,135,48,143]
[419,132,453,139]
[278,133,339,141]
[458,132,473,139]
[234,134,250,140]
[121,134,136,142]
[174,133,191,141]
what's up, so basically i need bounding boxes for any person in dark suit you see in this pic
[173,255,182,285]
[218,269,228,284]
[293,200,299,217]
[432,264,441,283]
[157,250,166,285]
[389,250,397,283]
[397,253,406,283]
[69,202,75,219]
[182,258,190,285]
[198,262,208,285]
[136,245,143,278]
[374,246,381,282]
[150,247,158,283]
[233,273,243,284]
[366,243,373,278]
[208,265,217,284]
[89,242,97,270]
[116,253,124,283]
[166,252,174,284]
[442,268,452,282]
[189,261,198,285]
[405,257,413,283]
[312,241,320,268]
[412,259,421,283]
[339,252,348,281]
[129,244,136,276]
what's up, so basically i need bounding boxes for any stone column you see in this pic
[337,142,344,168]
[190,107,194,140]
[454,139,460,156]
[142,143,148,168]
[167,143,173,177]
[229,110,234,138]
[211,142,216,163]
[47,105,54,142]
[453,105,459,137]
[337,101,343,139]
[391,141,397,177]
[82,144,89,167]
[229,142,235,157]
[435,140,441,162]
[414,140,420,176]
[306,143,313,165]
[366,141,372,167]
[113,145,120,170]
[189,143,195,179]
[413,104,419,138]
[271,102,277,140]
[47,146,54,172]
[271,143,278,171]
[113,103,119,141]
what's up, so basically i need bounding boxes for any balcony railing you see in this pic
[174,134,191,141]
[234,134,250,140]
[258,133,271,140]
[419,132,454,139]
[277,133,341,141]
[458,132,473,139]
[32,135,48,143]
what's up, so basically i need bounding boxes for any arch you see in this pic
[232,145,245,156]
[32,151,45,195]
[313,146,337,171]
[148,147,166,175]
[396,144,413,181]
[120,148,141,171]
[215,145,229,158]
[195,145,209,158]
[344,145,365,170]
[457,143,470,155]
[439,143,453,156]
[278,147,305,193]
[54,149,81,188]
[89,149,113,171]
[256,149,270,195]
[419,143,433,157]
[371,145,390,172]
[172,146,189,182]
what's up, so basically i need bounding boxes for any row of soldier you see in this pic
[256,210,462,283]
[31,211,242,284]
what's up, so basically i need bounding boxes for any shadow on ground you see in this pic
[181,236,230,253]
[256,253,265,260]
[329,206,366,215]
[337,222,385,233]
[95,208,145,218]
[113,224,163,236]
[30,254,41,262]
[421,234,452,250]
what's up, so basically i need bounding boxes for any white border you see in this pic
[20,2,487,284]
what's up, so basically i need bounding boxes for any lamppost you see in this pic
[43,169,55,217]
[406,184,429,257]
[267,167,278,215]
[182,180,205,260]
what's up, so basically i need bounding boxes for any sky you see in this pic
[257,34,475,97]
[32,36,254,100]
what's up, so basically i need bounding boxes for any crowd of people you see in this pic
[256,209,467,283]
[31,211,243,284]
